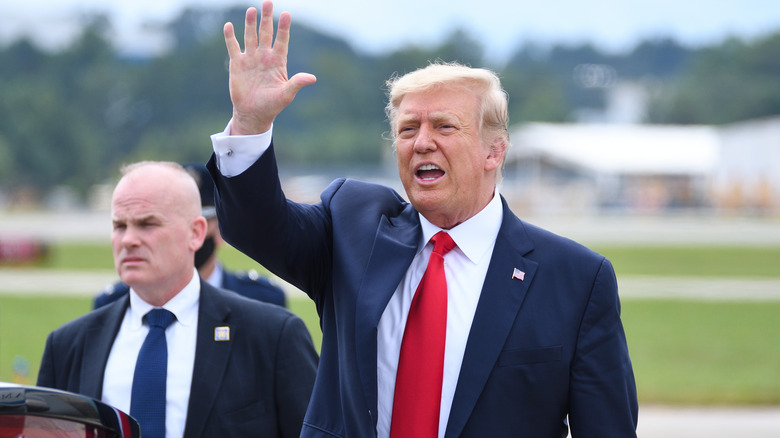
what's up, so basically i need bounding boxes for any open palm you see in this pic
[223,1,317,135]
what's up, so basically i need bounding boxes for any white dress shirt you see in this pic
[211,122,503,438]
[375,195,502,438]
[103,268,200,438]
[210,121,271,177]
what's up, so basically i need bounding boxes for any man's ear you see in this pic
[484,136,506,172]
[190,216,208,252]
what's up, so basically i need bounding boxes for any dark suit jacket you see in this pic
[38,279,318,438]
[93,269,286,309]
[208,146,638,438]
[222,270,286,307]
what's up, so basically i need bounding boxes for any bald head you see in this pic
[114,162,202,221]
[111,161,207,306]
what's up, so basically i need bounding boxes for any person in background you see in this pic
[94,162,287,309]
[205,2,638,437]
[38,161,317,438]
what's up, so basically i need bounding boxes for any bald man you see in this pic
[38,161,317,438]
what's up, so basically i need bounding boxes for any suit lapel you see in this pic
[444,201,538,438]
[183,281,233,438]
[355,207,420,420]
[81,298,128,399]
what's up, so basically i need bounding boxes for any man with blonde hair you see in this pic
[38,161,318,438]
[207,2,637,437]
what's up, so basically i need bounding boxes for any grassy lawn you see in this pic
[622,299,780,405]
[0,295,92,384]
[2,242,779,405]
[0,294,320,386]
[592,245,780,278]
[2,294,777,405]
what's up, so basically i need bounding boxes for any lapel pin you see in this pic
[512,268,525,281]
[214,326,230,341]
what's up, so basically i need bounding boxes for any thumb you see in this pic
[286,72,318,96]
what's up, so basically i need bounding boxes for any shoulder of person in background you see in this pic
[222,268,287,308]
[92,282,130,309]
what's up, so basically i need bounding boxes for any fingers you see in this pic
[235,2,291,56]
[244,7,258,53]
[223,22,241,59]
[258,1,275,48]
[275,12,291,57]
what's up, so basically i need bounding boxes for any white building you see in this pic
[713,116,780,212]
[503,118,780,214]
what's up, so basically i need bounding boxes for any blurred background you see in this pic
[0,0,779,215]
[1,0,780,436]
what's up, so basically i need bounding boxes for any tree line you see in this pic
[1,6,779,203]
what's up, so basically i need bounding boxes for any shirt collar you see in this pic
[418,189,503,264]
[206,262,224,288]
[128,268,201,329]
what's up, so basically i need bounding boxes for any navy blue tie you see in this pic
[130,308,176,438]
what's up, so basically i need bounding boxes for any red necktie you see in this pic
[391,231,456,438]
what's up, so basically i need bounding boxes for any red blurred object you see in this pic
[0,238,49,265]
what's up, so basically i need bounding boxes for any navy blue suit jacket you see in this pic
[38,279,318,438]
[208,146,638,438]
[93,268,286,309]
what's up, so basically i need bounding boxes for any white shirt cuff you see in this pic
[210,119,273,177]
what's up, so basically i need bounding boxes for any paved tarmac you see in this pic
[632,405,780,438]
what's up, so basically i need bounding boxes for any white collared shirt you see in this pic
[103,268,200,438]
[210,120,271,177]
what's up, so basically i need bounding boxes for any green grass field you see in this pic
[592,245,780,278]
[2,242,779,406]
[623,299,780,405]
[0,295,322,386]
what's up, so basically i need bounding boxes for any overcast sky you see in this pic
[3,0,780,64]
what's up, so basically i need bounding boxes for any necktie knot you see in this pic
[431,231,456,256]
[145,308,175,330]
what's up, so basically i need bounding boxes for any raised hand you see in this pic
[223,1,317,135]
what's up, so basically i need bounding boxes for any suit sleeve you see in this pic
[207,148,334,297]
[273,314,319,438]
[568,258,639,437]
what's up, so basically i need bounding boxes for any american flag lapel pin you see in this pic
[512,268,525,281]
[214,326,230,341]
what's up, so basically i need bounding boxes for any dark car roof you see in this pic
[0,382,140,437]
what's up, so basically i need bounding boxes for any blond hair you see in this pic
[386,62,510,146]
[385,62,511,182]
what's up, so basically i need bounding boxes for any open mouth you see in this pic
[416,164,445,181]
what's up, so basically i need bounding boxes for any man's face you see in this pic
[395,86,503,229]
[111,176,196,293]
